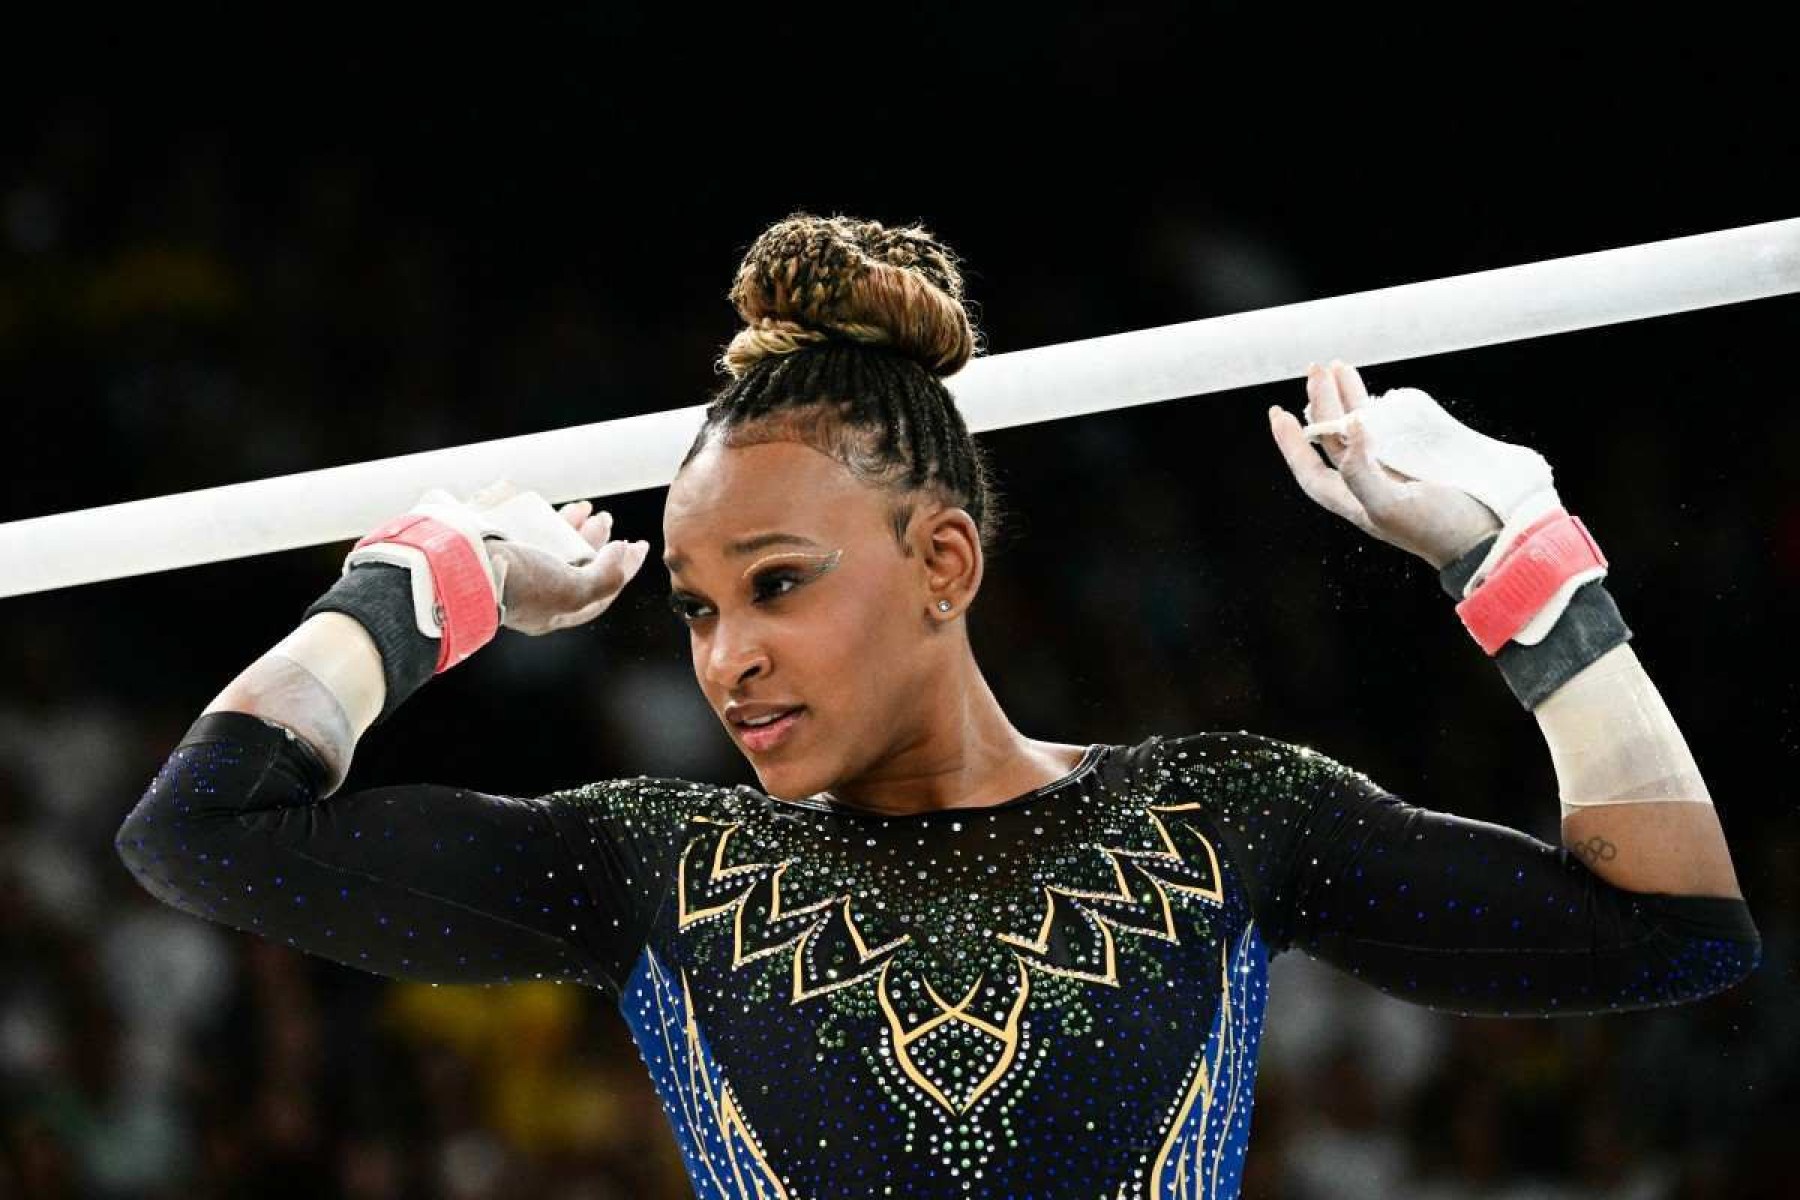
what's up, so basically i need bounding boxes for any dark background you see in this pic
[2,6,1795,1198]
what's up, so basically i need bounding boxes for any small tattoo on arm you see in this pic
[1573,836,1618,867]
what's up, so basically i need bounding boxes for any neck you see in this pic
[819,650,1080,817]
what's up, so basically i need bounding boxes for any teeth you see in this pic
[742,710,790,728]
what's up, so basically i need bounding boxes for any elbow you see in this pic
[114,792,154,885]
[1659,915,1762,1008]
[113,724,290,922]
[113,780,197,915]
[1617,890,1764,1008]
[115,821,215,925]
[1695,924,1762,1000]
[114,812,175,908]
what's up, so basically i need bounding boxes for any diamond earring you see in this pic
[937,599,952,613]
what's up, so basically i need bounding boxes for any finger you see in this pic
[1333,412,1403,517]
[1302,362,1346,425]
[490,551,512,615]
[575,538,648,603]
[1303,364,1349,468]
[562,542,646,617]
[1268,406,1371,528]
[558,499,594,529]
[554,595,614,630]
[577,510,615,551]
[1300,413,1355,441]
[618,539,651,581]
[1332,360,1371,412]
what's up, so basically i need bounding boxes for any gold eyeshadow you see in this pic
[740,547,844,581]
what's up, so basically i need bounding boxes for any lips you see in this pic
[729,705,805,753]
[725,701,803,727]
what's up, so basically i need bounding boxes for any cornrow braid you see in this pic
[681,341,1002,555]
[680,213,1002,555]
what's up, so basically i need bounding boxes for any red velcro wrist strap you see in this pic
[1454,509,1608,656]
[354,514,499,673]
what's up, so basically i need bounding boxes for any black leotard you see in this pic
[116,710,1759,1200]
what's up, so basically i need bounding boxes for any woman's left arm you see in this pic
[1253,361,1759,1013]
[1268,361,1748,903]
[1186,726,1761,1017]
[1537,641,1742,899]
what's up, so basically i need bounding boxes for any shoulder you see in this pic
[1111,727,1324,772]
[534,773,750,831]
[1113,729,1386,799]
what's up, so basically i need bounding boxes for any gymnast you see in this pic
[116,213,1759,1199]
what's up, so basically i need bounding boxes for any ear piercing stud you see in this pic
[937,599,952,612]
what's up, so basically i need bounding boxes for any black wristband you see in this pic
[1438,534,1633,711]
[300,564,440,726]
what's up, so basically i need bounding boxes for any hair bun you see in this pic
[722,213,978,379]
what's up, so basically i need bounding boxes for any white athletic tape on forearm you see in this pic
[1534,645,1716,818]
[3,216,1797,597]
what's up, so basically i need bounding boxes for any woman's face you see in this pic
[662,438,964,801]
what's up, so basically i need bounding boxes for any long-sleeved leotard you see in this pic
[116,711,1759,1200]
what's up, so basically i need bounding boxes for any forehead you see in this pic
[663,439,884,548]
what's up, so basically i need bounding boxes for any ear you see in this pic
[914,502,983,619]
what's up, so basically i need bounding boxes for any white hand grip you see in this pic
[474,491,598,566]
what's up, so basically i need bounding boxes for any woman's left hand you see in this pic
[1268,361,1503,570]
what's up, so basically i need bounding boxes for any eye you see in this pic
[668,592,713,625]
[668,565,816,628]
[751,568,805,603]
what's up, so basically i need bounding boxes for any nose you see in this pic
[700,617,770,692]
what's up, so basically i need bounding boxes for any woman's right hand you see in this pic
[471,482,652,636]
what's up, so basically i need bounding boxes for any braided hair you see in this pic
[680,213,1003,556]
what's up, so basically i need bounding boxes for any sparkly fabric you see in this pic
[117,711,1760,1199]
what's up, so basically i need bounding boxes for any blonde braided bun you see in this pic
[720,213,978,379]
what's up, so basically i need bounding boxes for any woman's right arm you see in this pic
[116,498,659,991]
[205,608,389,796]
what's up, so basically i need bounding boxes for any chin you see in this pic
[747,756,832,803]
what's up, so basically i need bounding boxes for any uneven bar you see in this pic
[3,217,1796,598]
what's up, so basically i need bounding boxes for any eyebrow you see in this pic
[664,532,822,573]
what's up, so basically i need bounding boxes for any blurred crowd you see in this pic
[4,61,1798,1200]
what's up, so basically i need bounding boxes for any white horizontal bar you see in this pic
[3,216,1796,598]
